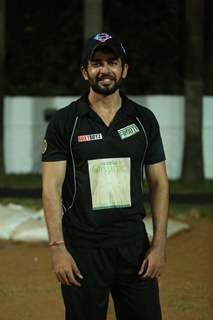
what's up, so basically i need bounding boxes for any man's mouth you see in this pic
[97,76,115,85]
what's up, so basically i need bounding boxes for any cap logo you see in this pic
[94,33,112,43]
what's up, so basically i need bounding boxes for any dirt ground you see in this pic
[0,216,213,320]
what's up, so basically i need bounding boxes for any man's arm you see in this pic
[42,161,83,286]
[138,160,169,278]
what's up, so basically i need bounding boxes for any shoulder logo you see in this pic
[42,139,47,154]
[78,133,103,143]
[118,124,139,140]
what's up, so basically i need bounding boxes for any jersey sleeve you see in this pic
[144,111,166,165]
[42,111,68,161]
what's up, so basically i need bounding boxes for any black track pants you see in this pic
[61,242,162,320]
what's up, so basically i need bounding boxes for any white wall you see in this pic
[130,96,185,179]
[203,97,213,178]
[3,97,76,173]
[3,95,213,179]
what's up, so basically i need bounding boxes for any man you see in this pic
[42,32,169,320]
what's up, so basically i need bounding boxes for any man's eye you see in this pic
[109,60,118,65]
[91,62,100,67]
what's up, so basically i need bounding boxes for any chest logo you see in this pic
[78,133,103,143]
[118,124,140,140]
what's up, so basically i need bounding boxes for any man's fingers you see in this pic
[55,270,68,285]
[142,264,154,278]
[72,264,84,280]
[65,270,81,287]
[54,262,83,286]
[142,264,161,279]
[138,258,148,275]
[138,246,166,279]
[55,269,81,286]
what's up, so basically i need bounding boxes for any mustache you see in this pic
[96,75,115,81]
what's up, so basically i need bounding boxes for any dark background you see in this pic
[6,0,212,96]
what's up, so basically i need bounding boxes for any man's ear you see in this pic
[81,66,89,80]
[122,63,129,79]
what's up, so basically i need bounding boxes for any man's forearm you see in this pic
[42,188,64,243]
[149,181,169,248]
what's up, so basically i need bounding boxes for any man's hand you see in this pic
[138,245,166,279]
[50,245,83,286]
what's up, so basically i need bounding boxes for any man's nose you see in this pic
[99,62,111,73]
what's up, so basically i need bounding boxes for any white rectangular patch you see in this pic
[118,124,139,140]
[88,158,131,210]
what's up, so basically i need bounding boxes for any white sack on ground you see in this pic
[0,204,190,242]
[0,204,39,239]
[144,217,190,240]
[11,217,48,241]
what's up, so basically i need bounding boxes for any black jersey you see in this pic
[42,93,165,247]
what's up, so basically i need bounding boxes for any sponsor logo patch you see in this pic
[78,133,103,143]
[118,124,139,140]
[42,139,47,154]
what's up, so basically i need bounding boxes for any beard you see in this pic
[87,73,123,96]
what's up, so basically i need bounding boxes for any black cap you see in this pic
[81,32,127,68]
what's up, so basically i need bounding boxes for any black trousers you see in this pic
[61,235,162,320]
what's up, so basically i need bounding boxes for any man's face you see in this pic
[81,47,128,95]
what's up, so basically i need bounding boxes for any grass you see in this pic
[144,179,213,194]
[0,174,213,192]
[168,179,213,194]
[144,203,213,218]
[169,203,213,217]
[0,174,42,189]
[0,174,213,215]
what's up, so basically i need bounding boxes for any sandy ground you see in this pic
[0,216,213,320]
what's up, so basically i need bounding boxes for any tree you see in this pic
[83,0,103,41]
[0,0,5,174]
[205,0,213,94]
[182,0,204,182]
